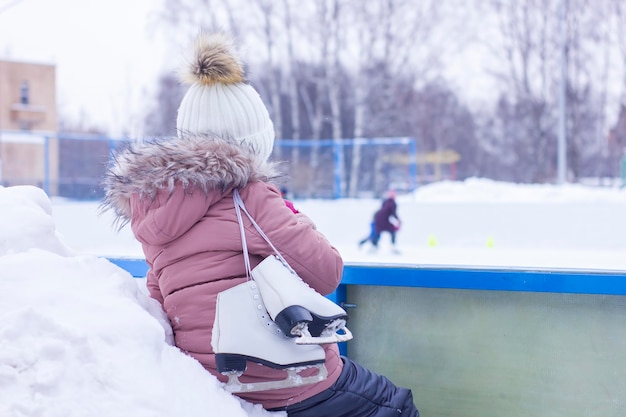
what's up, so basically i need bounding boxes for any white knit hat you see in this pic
[176,32,275,163]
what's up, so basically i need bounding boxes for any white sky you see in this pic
[2,178,626,416]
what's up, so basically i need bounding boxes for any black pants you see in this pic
[270,357,419,417]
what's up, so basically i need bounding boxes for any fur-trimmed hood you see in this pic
[100,133,280,226]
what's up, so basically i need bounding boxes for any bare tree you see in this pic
[346,2,376,197]
[326,0,345,197]
[480,0,617,182]
[615,0,626,104]
[148,0,624,189]
[282,0,301,167]
[143,74,185,137]
[303,0,333,197]
[482,0,561,181]
[344,0,448,196]
[254,0,283,154]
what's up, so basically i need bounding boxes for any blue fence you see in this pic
[3,133,416,199]
[107,258,626,417]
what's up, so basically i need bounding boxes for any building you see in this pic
[0,59,58,193]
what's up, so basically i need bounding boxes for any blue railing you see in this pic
[107,257,626,297]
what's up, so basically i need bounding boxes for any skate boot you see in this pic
[212,281,328,393]
[251,255,353,345]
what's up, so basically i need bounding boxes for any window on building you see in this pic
[20,81,29,105]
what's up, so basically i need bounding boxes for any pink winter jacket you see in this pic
[102,134,344,409]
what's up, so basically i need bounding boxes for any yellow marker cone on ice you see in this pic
[428,235,437,247]
[486,236,495,248]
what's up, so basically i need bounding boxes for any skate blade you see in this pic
[222,363,328,393]
[294,326,353,345]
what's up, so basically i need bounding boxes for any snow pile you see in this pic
[0,185,282,417]
[412,177,626,203]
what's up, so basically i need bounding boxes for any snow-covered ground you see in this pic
[2,178,626,417]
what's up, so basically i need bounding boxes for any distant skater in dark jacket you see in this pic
[359,190,401,250]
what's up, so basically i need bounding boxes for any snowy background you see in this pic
[2,178,626,417]
[53,177,626,271]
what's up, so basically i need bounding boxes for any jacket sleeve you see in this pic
[241,183,344,295]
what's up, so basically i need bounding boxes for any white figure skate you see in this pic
[212,281,328,393]
[232,188,352,345]
[252,255,353,345]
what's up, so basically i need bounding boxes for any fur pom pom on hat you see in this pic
[176,32,275,164]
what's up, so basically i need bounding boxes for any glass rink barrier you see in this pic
[108,258,626,417]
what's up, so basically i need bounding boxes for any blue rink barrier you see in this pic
[107,257,626,296]
[108,258,626,416]
[106,257,626,354]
